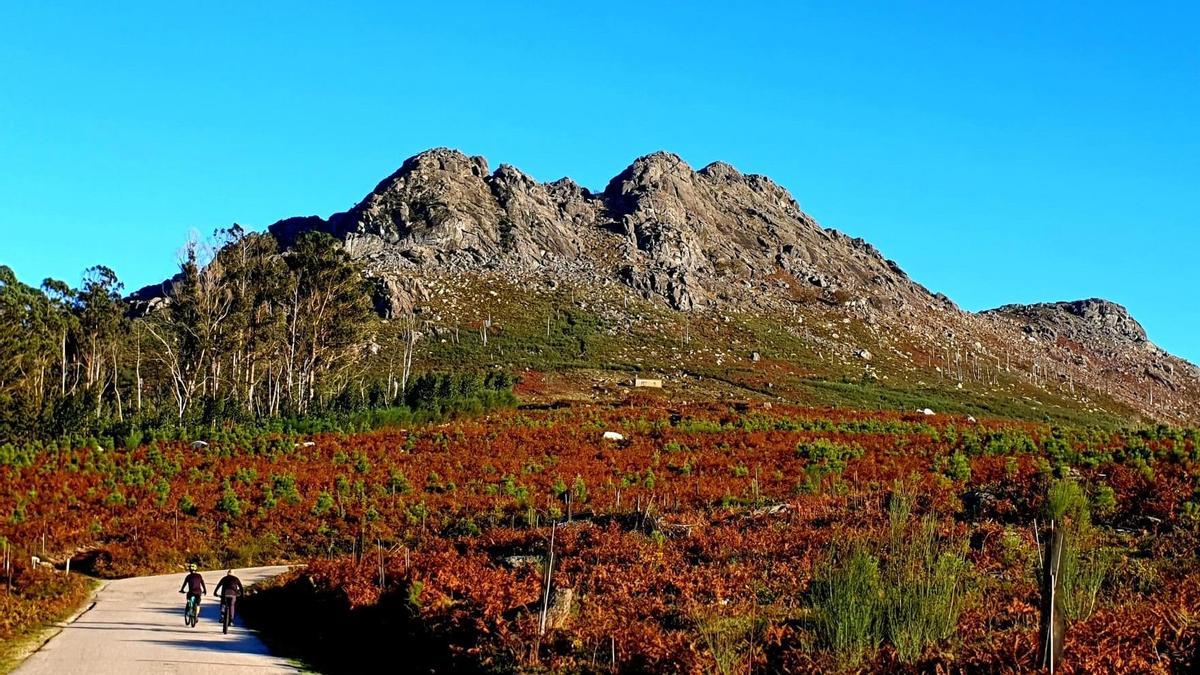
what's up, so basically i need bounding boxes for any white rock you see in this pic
[602,431,625,441]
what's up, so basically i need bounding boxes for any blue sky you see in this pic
[1,2,1196,362]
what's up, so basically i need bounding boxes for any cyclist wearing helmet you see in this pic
[179,564,206,624]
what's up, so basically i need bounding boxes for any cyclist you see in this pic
[213,569,244,629]
[179,564,206,625]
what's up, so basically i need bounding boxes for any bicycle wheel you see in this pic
[221,602,230,634]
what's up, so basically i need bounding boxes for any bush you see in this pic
[883,481,969,662]
[123,428,144,450]
[812,544,881,666]
[691,608,766,675]
[1092,483,1117,520]
[1058,544,1114,620]
[945,451,971,483]
[885,513,968,661]
[1045,477,1088,523]
[217,480,242,518]
[796,439,863,493]
[812,482,970,664]
[1042,478,1112,621]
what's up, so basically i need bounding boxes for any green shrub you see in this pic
[1058,544,1114,620]
[812,544,881,666]
[796,439,863,493]
[1045,477,1088,523]
[1042,478,1112,621]
[571,475,587,503]
[123,428,144,450]
[312,490,335,516]
[272,473,302,504]
[691,608,765,675]
[217,480,242,518]
[812,482,970,665]
[945,452,971,482]
[884,483,969,662]
[1091,484,1117,520]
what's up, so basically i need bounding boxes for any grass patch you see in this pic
[0,568,97,673]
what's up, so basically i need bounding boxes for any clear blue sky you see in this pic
[2,2,1196,362]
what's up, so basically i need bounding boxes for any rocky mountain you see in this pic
[986,299,1149,351]
[258,148,1197,424]
[984,299,1197,411]
[269,148,933,314]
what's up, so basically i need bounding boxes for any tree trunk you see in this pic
[111,343,123,422]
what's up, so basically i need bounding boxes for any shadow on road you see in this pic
[67,600,270,657]
[133,636,273,657]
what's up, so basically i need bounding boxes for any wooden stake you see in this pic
[539,524,557,636]
[1038,520,1066,671]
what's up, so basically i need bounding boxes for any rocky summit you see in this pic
[269,148,931,314]
[263,148,1198,424]
[986,299,1149,350]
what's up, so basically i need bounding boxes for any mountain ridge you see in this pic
[231,147,1197,423]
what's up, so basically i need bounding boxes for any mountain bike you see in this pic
[219,596,235,634]
[183,593,200,628]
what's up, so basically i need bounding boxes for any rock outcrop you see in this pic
[985,299,1149,351]
[269,148,933,314]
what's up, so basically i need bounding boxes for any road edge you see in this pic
[2,578,106,674]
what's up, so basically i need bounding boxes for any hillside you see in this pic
[256,148,1198,425]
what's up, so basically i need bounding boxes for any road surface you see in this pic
[16,566,299,675]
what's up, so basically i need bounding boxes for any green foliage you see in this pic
[407,580,425,609]
[691,609,766,675]
[812,545,882,666]
[883,483,969,662]
[233,466,258,485]
[1045,477,1088,523]
[550,476,568,497]
[812,482,969,665]
[388,470,412,495]
[1058,544,1114,621]
[312,490,335,516]
[945,451,971,483]
[796,439,863,493]
[1042,478,1113,621]
[123,428,144,450]
[1091,483,1117,520]
[271,473,302,505]
[571,475,587,504]
[217,480,243,518]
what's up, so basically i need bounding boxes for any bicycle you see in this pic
[218,596,236,634]
[182,592,200,628]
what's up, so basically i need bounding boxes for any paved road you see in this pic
[16,566,299,675]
